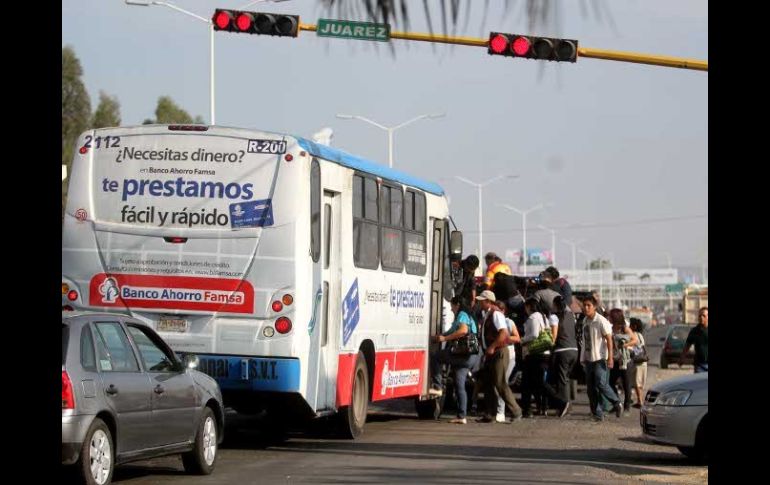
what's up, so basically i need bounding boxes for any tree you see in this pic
[91,91,121,129]
[62,46,91,217]
[62,46,91,166]
[155,96,194,124]
[320,1,601,38]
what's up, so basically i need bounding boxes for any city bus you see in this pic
[62,124,460,437]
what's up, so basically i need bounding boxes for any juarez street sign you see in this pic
[317,19,390,42]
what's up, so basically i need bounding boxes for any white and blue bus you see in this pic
[62,124,460,436]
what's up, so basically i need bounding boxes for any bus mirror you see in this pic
[450,231,463,257]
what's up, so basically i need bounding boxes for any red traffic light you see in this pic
[488,32,578,63]
[212,9,299,37]
[489,34,508,54]
[236,12,253,32]
[512,36,531,56]
[213,10,232,30]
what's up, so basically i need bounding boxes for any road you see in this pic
[88,325,707,484]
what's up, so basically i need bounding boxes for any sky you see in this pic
[62,0,708,270]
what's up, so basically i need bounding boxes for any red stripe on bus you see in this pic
[336,349,426,408]
[336,353,357,408]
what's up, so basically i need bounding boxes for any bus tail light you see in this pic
[281,294,293,306]
[271,301,283,312]
[62,305,74,312]
[163,237,188,244]
[275,317,292,334]
[67,290,78,301]
[62,283,69,295]
[62,370,75,409]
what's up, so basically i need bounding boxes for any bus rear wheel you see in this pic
[338,352,369,439]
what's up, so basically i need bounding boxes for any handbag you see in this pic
[632,344,649,364]
[448,332,480,356]
[527,325,553,356]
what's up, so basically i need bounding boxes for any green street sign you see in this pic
[665,283,685,294]
[317,19,390,42]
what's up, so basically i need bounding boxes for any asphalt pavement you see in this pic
[75,325,707,484]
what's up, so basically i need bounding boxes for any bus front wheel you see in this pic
[338,352,369,439]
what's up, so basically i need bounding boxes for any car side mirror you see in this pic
[183,354,200,370]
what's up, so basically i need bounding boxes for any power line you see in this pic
[461,214,707,233]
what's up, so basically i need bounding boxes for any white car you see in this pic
[640,372,708,461]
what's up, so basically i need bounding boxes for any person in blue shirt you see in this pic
[429,296,480,424]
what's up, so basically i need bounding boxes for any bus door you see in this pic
[423,218,448,394]
[307,187,341,413]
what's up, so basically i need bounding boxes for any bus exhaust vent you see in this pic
[168,125,209,131]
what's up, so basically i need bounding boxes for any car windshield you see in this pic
[62,324,69,365]
[669,326,690,340]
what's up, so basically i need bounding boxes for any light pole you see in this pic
[499,203,551,277]
[563,238,586,274]
[454,175,518,260]
[125,0,290,125]
[579,249,594,292]
[336,113,445,168]
[538,224,556,267]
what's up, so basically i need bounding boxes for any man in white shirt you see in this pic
[476,290,523,423]
[580,295,622,421]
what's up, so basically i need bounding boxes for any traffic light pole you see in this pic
[297,23,707,72]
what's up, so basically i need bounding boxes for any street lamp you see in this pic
[336,113,445,168]
[499,203,552,277]
[125,0,290,125]
[453,174,519,260]
[563,238,586,274]
[537,224,556,267]
[579,249,594,291]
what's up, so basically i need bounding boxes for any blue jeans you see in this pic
[694,362,708,373]
[430,349,480,418]
[585,360,620,418]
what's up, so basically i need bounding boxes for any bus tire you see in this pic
[338,352,369,439]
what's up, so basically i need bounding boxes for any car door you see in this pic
[126,324,198,447]
[92,321,153,454]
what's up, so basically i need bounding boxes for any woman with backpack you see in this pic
[608,309,638,413]
[629,318,648,408]
[429,296,480,424]
[520,297,552,417]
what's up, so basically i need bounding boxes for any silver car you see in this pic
[640,372,708,461]
[62,313,224,485]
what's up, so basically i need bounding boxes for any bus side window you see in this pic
[381,184,404,272]
[404,190,426,276]
[353,174,380,269]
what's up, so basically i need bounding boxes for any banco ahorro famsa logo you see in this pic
[89,274,254,313]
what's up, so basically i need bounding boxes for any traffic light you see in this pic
[487,32,578,62]
[212,9,299,37]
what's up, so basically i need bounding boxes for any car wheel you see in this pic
[338,352,369,439]
[660,356,668,369]
[78,418,113,485]
[182,407,218,475]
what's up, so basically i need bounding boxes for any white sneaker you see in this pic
[495,413,506,423]
[428,387,443,397]
[449,417,467,424]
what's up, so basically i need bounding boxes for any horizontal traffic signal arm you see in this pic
[210,10,707,72]
[303,24,708,71]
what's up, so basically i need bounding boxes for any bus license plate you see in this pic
[158,317,188,333]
